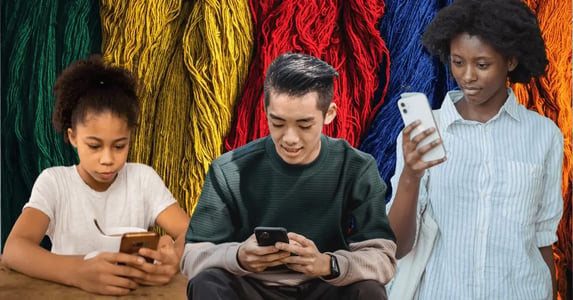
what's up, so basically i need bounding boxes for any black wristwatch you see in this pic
[322,254,340,280]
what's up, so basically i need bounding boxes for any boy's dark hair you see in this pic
[263,53,338,115]
[422,0,548,83]
[52,54,140,142]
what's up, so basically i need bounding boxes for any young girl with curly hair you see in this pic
[2,55,190,296]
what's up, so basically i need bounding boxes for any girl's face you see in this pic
[449,33,517,110]
[68,110,131,192]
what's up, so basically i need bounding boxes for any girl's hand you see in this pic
[75,252,147,295]
[131,235,180,286]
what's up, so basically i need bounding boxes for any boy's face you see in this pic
[68,110,131,191]
[266,91,336,165]
[449,32,517,109]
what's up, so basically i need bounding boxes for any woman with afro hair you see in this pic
[2,55,190,296]
[387,0,563,299]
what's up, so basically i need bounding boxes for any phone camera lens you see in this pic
[402,109,408,114]
[260,232,270,239]
[400,102,405,107]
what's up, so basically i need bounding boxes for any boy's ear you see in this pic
[324,103,337,125]
[508,57,519,72]
[67,128,77,147]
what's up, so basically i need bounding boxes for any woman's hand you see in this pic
[401,120,446,179]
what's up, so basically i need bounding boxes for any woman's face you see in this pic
[449,33,517,110]
[68,110,131,192]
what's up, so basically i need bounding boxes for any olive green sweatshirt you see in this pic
[182,135,396,286]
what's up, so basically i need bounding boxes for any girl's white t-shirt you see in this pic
[24,163,176,255]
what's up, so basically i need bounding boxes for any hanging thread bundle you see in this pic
[1,0,100,243]
[359,0,454,199]
[224,0,389,150]
[181,0,254,212]
[99,0,195,211]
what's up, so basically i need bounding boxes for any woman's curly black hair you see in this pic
[422,0,548,83]
[52,55,140,143]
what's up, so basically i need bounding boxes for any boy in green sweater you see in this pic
[182,53,396,300]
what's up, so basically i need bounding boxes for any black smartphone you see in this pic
[254,227,289,246]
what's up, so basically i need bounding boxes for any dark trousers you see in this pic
[187,268,388,300]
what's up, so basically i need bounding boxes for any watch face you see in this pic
[330,254,340,277]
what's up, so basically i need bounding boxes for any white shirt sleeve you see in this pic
[139,165,178,227]
[24,169,59,234]
[535,129,564,247]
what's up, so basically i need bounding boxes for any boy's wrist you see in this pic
[321,254,340,280]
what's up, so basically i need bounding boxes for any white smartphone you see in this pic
[397,92,446,162]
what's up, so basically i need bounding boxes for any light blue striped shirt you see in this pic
[389,88,564,299]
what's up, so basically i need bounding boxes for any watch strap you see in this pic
[321,253,340,280]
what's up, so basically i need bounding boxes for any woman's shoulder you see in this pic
[517,106,562,135]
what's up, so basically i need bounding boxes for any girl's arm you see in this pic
[3,207,148,295]
[156,203,190,258]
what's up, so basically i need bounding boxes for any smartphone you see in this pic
[397,92,446,162]
[254,227,289,246]
[119,231,159,262]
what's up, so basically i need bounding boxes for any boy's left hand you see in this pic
[275,232,332,278]
[128,235,180,286]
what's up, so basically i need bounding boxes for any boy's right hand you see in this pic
[75,252,148,295]
[236,234,292,273]
[401,120,446,179]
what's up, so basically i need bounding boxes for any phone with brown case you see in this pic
[119,232,159,263]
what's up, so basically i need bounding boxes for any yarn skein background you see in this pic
[1,0,102,249]
[224,0,390,150]
[1,0,571,298]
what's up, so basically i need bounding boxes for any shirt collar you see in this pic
[501,88,520,121]
[439,87,520,129]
